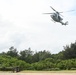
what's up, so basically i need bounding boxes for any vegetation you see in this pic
[0,41,76,71]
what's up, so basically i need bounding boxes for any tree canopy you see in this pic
[0,41,76,71]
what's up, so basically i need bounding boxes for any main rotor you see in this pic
[43,6,74,14]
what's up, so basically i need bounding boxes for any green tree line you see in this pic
[0,41,76,71]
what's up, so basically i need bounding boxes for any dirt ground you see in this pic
[0,72,76,75]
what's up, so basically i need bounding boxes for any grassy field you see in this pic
[0,70,76,73]
[0,72,76,75]
[0,70,76,75]
[21,70,76,73]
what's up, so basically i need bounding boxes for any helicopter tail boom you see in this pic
[60,21,68,25]
[64,21,68,25]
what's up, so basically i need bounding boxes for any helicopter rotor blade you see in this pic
[59,10,74,17]
[64,10,75,13]
[59,12,63,13]
[43,13,53,14]
[50,6,58,12]
[59,10,74,13]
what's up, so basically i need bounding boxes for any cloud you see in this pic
[0,0,76,53]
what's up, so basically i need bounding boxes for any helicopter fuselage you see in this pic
[50,13,63,22]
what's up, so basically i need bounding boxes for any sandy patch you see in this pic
[0,72,76,75]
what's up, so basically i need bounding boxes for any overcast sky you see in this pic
[0,0,76,54]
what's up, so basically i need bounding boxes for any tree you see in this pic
[6,46,18,57]
[62,42,76,59]
[38,50,51,61]
[32,50,51,62]
[19,48,33,63]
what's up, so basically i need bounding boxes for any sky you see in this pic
[0,0,76,54]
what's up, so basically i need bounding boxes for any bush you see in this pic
[71,68,76,70]
[0,67,13,71]
[50,68,60,71]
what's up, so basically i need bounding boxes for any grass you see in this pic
[21,70,76,73]
[0,70,76,73]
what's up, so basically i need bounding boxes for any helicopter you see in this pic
[43,6,69,25]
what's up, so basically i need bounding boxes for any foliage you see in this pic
[19,48,33,63]
[0,41,76,71]
[7,46,19,58]
[0,55,29,71]
[62,42,76,59]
